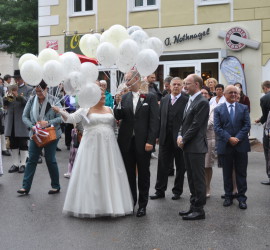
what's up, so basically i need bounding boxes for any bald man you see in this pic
[214,85,250,210]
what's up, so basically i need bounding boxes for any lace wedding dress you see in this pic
[62,109,133,218]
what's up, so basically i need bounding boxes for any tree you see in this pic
[0,0,38,57]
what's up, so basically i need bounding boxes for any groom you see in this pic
[114,70,159,217]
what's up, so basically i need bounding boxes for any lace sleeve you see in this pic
[59,108,86,124]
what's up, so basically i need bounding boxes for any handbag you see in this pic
[32,126,57,148]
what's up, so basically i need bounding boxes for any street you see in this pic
[0,138,269,250]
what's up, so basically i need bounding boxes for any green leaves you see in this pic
[0,0,38,56]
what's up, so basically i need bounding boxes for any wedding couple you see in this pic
[55,70,159,218]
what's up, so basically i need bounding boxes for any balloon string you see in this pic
[53,85,61,105]
[54,95,67,107]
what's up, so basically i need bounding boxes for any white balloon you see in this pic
[77,83,101,108]
[59,52,81,75]
[93,33,101,41]
[21,60,43,86]
[79,34,99,58]
[146,37,164,56]
[63,77,76,95]
[68,71,84,90]
[108,24,130,48]
[43,60,65,87]
[80,62,98,82]
[127,26,142,35]
[131,30,149,50]
[38,48,59,66]
[116,39,139,73]
[96,42,117,68]
[135,49,159,77]
[18,53,38,69]
[100,30,111,44]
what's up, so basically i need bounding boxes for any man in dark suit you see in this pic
[150,77,188,200]
[214,85,250,209]
[114,70,159,217]
[177,74,209,220]
[255,80,270,185]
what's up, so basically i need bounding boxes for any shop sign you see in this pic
[164,28,210,47]
[218,27,260,51]
[46,40,58,50]
[65,34,83,54]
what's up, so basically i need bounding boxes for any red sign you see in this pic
[225,27,248,51]
[46,40,58,50]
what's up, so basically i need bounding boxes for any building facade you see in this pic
[38,0,270,138]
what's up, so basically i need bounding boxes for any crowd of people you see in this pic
[0,68,269,221]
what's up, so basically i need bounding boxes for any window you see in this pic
[130,0,159,12]
[197,0,230,6]
[70,0,95,17]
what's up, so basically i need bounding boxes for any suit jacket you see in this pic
[259,91,270,124]
[3,84,33,137]
[22,95,62,139]
[114,91,159,154]
[214,102,251,154]
[179,93,209,153]
[159,94,188,148]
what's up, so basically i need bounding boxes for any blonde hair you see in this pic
[206,78,218,87]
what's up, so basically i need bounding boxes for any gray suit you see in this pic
[4,84,32,137]
[179,93,209,211]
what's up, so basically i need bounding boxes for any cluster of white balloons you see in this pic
[18,49,101,108]
[79,24,163,76]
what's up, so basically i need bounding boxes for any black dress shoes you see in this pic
[182,211,205,220]
[223,198,233,207]
[261,180,270,185]
[172,194,181,200]
[179,208,193,216]
[136,207,146,217]
[149,193,165,200]
[2,150,11,156]
[168,170,174,176]
[48,189,60,194]
[239,201,247,209]
[18,165,25,173]
[17,189,29,195]
[8,165,19,173]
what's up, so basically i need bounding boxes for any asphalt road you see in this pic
[0,139,269,250]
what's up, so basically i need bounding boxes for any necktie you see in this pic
[184,99,192,114]
[171,96,177,105]
[229,104,234,121]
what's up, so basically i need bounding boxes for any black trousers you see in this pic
[183,152,206,210]
[221,150,248,202]
[9,136,28,150]
[65,123,74,147]
[263,134,270,178]
[155,135,185,195]
[121,137,151,209]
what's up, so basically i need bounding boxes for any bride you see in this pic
[53,92,133,218]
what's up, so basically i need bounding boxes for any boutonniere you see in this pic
[140,94,146,103]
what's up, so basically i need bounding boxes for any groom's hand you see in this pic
[145,143,153,152]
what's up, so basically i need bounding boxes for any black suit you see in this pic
[155,94,188,196]
[259,91,270,178]
[114,92,159,208]
[179,93,209,211]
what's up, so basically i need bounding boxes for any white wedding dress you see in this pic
[62,109,133,218]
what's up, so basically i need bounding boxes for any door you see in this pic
[164,61,201,80]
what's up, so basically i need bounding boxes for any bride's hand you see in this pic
[52,106,60,113]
